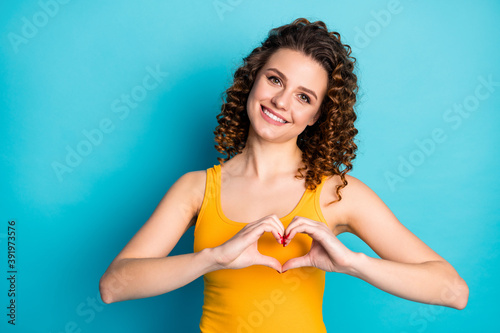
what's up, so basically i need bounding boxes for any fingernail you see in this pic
[276,270,282,274]
[285,232,291,239]
[282,270,288,273]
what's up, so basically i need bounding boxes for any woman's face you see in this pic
[246,48,328,144]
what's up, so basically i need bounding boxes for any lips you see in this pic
[261,105,288,124]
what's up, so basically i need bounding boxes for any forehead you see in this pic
[262,48,328,94]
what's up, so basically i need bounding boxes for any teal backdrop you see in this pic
[1,0,499,332]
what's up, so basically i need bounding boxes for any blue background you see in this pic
[1,0,499,332]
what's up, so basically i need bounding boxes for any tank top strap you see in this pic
[194,165,218,234]
[212,164,226,223]
[213,164,222,196]
[313,175,328,224]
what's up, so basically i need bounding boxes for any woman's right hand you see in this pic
[211,215,284,272]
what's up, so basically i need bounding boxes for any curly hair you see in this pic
[214,18,358,203]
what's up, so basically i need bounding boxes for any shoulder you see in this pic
[174,170,207,201]
[320,173,382,233]
[321,173,378,203]
[320,173,370,201]
[166,170,208,219]
[176,170,207,188]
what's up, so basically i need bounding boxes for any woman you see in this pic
[99,18,468,332]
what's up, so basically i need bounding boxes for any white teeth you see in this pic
[263,108,286,123]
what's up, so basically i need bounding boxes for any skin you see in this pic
[99,49,469,310]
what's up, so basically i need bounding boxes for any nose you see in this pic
[271,89,291,111]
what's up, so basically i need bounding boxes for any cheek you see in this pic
[246,86,263,120]
[246,85,257,107]
[298,108,320,126]
[249,77,270,101]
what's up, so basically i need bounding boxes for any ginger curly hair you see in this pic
[214,18,358,202]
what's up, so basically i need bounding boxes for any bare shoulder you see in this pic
[175,170,207,192]
[176,169,206,182]
[319,173,379,234]
[172,170,207,220]
[340,174,393,221]
[322,173,447,264]
[342,174,378,199]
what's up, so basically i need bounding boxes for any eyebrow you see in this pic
[266,67,318,101]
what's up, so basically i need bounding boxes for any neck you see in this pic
[234,130,303,180]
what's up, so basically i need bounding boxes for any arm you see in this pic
[341,176,468,309]
[99,171,284,304]
[282,175,469,309]
[99,171,215,303]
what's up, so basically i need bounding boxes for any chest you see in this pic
[220,177,308,223]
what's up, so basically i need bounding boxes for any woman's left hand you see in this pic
[281,216,357,274]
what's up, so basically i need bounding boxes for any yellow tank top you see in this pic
[193,164,328,333]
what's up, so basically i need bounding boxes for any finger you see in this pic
[285,215,316,237]
[246,219,284,244]
[264,214,285,241]
[284,218,331,246]
[282,254,312,271]
[254,253,283,272]
[248,214,284,243]
[286,215,324,232]
[282,216,305,246]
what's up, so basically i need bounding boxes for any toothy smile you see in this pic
[261,106,288,124]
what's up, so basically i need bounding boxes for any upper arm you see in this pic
[325,175,445,264]
[110,170,206,264]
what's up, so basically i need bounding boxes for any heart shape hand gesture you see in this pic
[211,215,356,274]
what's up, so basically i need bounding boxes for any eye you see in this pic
[267,75,281,85]
[299,93,310,104]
